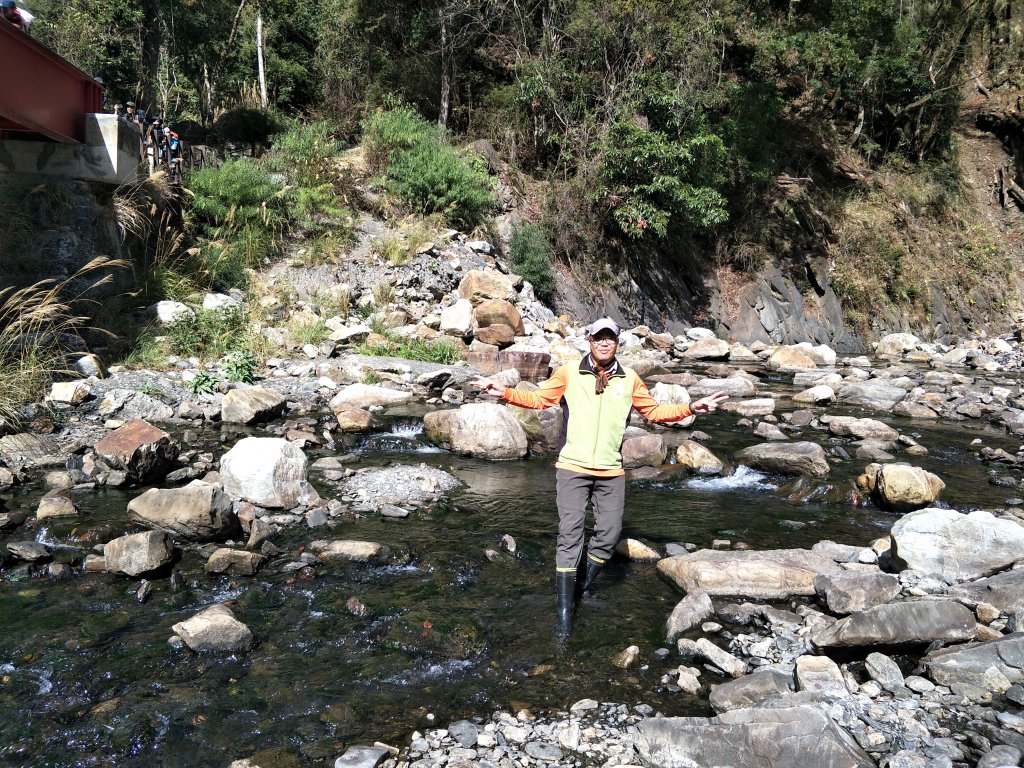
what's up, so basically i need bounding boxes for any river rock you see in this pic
[171,603,253,653]
[334,745,390,768]
[220,386,286,424]
[36,494,78,521]
[858,463,944,512]
[615,538,661,561]
[766,346,817,371]
[892,401,940,419]
[811,600,975,648]
[890,508,1024,581]
[329,383,413,409]
[794,372,843,389]
[474,323,514,347]
[97,389,175,422]
[48,381,90,405]
[876,333,920,356]
[150,300,194,325]
[658,548,841,598]
[681,337,730,360]
[837,382,906,411]
[104,530,176,576]
[458,268,516,304]
[734,441,830,476]
[722,398,775,417]
[635,704,874,768]
[813,571,900,614]
[612,645,641,669]
[795,655,848,697]
[621,433,666,468]
[473,298,524,335]
[334,408,375,432]
[794,342,837,366]
[674,441,725,474]
[689,377,756,398]
[666,591,714,642]
[823,416,899,441]
[205,548,264,575]
[948,570,1024,615]
[341,465,462,508]
[128,480,238,541]
[6,541,50,562]
[220,437,318,509]
[865,652,905,692]
[0,510,28,530]
[93,418,179,484]
[792,385,835,404]
[440,298,474,336]
[709,669,795,714]
[310,539,401,564]
[423,403,528,459]
[925,633,1024,691]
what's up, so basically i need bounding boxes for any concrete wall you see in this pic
[0,114,143,195]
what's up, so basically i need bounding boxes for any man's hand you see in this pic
[690,391,729,414]
[473,377,505,398]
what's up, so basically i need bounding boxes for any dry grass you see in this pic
[0,256,128,427]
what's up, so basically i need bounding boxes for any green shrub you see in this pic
[220,349,259,383]
[165,307,252,359]
[186,371,220,395]
[384,143,493,230]
[271,119,342,188]
[361,106,436,171]
[509,223,557,302]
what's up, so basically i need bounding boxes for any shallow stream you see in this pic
[0,398,1020,767]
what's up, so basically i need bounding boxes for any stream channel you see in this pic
[0,379,1021,767]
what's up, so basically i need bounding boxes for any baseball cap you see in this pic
[585,318,621,338]
[1,2,16,9]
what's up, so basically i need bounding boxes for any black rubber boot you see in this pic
[555,571,576,639]
[581,559,603,598]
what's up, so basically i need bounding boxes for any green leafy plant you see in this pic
[186,371,219,395]
[361,370,383,384]
[509,223,557,302]
[165,307,252,360]
[221,349,259,383]
[361,106,436,171]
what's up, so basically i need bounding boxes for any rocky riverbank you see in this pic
[2,235,1024,767]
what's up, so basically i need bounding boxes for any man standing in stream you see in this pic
[475,318,729,638]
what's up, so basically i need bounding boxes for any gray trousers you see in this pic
[554,469,626,571]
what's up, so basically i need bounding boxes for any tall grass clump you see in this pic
[510,222,557,302]
[356,331,463,365]
[270,119,353,231]
[0,257,126,427]
[362,107,494,231]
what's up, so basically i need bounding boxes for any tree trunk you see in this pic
[256,7,269,108]
[140,0,162,112]
[439,9,450,128]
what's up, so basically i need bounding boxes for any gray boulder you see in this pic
[837,382,906,411]
[689,377,756,398]
[220,437,318,509]
[823,416,899,441]
[709,669,795,713]
[171,603,253,653]
[635,704,874,768]
[812,600,975,649]
[621,433,667,469]
[721,398,776,417]
[948,570,1024,615]
[734,441,830,476]
[423,403,528,460]
[334,746,391,768]
[104,530,176,576]
[813,571,901,614]
[220,386,286,425]
[859,463,944,513]
[890,508,1024,581]
[309,539,404,565]
[93,418,179,484]
[795,655,848,697]
[128,480,238,541]
[865,652,905,692]
[925,633,1024,691]
[666,591,714,642]
[674,440,725,475]
[329,383,413,410]
[659,549,841,599]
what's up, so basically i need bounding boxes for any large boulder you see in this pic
[473,299,524,335]
[813,572,901,615]
[734,441,830,476]
[688,377,756,398]
[171,603,253,653]
[766,346,817,371]
[681,337,730,360]
[658,549,841,599]
[890,508,1024,581]
[837,382,906,411]
[858,463,944,512]
[458,269,517,304]
[635,705,874,768]
[811,600,975,649]
[104,530,176,577]
[876,333,920,357]
[128,480,238,541]
[823,416,899,441]
[666,591,714,642]
[220,437,318,509]
[675,441,725,475]
[709,669,795,713]
[329,384,413,410]
[220,386,286,425]
[621,434,666,469]
[925,633,1024,691]
[440,298,475,336]
[93,419,179,484]
[423,403,528,460]
[948,570,1024,615]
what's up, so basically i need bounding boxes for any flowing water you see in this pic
[0,403,1020,767]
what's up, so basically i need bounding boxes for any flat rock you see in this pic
[171,603,253,653]
[220,386,286,425]
[329,384,413,409]
[128,480,238,541]
[104,530,176,577]
[925,633,1024,691]
[688,377,756,398]
[823,416,899,441]
[813,571,900,614]
[890,508,1024,581]
[709,668,795,713]
[721,398,776,417]
[658,548,841,599]
[812,600,975,648]
[948,569,1024,615]
[635,704,874,768]
[6,541,51,562]
[93,418,179,484]
[309,539,400,565]
[734,441,830,476]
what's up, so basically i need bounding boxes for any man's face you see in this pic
[3,8,16,19]
[588,331,619,366]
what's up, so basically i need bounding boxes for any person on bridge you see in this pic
[475,318,729,639]
[1,0,29,32]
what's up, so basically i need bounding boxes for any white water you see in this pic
[686,465,777,491]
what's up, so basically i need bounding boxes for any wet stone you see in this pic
[524,741,562,760]
[448,720,479,748]
[7,541,51,562]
